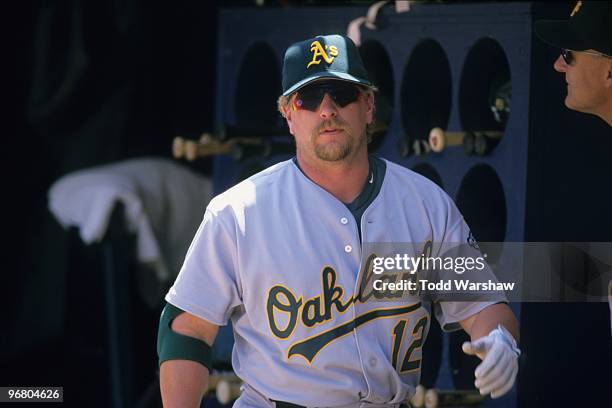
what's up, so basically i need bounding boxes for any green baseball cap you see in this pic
[281,34,373,97]
[535,1,612,56]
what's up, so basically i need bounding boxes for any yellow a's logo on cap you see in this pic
[570,1,582,17]
[307,41,338,68]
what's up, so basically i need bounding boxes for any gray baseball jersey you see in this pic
[166,158,506,407]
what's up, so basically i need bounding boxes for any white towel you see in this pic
[48,157,212,283]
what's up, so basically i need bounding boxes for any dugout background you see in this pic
[4,1,611,408]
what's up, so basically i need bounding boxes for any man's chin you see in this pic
[314,143,351,162]
[564,97,588,115]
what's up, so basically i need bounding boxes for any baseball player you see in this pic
[158,34,520,408]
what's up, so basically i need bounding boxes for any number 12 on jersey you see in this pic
[391,316,428,373]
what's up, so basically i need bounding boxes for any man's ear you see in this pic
[283,103,295,135]
[605,60,612,89]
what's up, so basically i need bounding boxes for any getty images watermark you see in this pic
[359,241,612,302]
[370,253,515,292]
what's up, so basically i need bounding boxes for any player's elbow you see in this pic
[171,311,219,346]
[157,303,219,370]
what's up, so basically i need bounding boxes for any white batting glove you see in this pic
[462,325,520,399]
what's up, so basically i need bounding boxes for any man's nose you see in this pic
[553,54,567,73]
[318,93,338,118]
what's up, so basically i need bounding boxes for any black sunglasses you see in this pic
[561,48,611,65]
[293,82,361,112]
[561,48,575,65]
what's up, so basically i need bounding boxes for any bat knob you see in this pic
[185,141,199,161]
[424,389,439,408]
[216,379,241,405]
[199,132,214,144]
[173,137,185,159]
[429,127,445,152]
[409,384,426,408]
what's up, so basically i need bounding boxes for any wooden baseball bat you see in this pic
[428,128,503,154]
[173,135,266,161]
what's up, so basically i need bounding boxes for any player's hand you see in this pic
[462,325,520,399]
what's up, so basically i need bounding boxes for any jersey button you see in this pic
[340,217,348,225]
[369,357,377,366]
[344,245,352,253]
